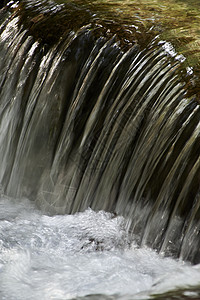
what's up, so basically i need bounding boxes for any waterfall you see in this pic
[0,0,200,264]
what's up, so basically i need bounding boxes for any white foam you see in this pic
[0,196,200,300]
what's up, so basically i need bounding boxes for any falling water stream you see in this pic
[0,0,200,299]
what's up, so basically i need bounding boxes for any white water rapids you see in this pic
[0,196,200,300]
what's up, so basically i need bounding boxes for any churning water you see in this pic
[0,196,200,300]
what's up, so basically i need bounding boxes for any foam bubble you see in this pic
[0,197,200,300]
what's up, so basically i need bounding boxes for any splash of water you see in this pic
[0,196,200,300]
[0,0,200,265]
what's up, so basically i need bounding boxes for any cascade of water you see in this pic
[0,1,200,263]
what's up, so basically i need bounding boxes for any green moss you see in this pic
[11,0,200,99]
[15,2,93,46]
[14,1,159,54]
[53,0,200,99]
